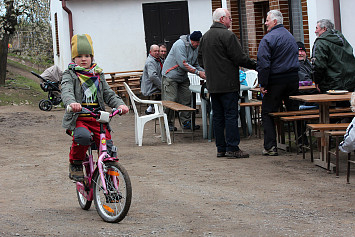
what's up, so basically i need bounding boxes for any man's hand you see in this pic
[199,71,206,79]
[183,60,205,79]
[118,105,129,114]
[260,87,267,95]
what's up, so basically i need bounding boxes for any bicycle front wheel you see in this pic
[76,185,92,210]
[93,161,132,223]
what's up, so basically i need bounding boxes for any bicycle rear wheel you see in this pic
[93,161,132,223]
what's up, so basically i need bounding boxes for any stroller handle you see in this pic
[31,71,46,82]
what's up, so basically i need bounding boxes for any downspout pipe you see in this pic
[333,0,341,31]
[62,0,74,41]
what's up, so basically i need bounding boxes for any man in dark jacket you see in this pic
[257,10,299,156]
[312,19,355,93]
[198,8,256,159]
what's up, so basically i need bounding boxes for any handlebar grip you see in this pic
[66,105,73,113]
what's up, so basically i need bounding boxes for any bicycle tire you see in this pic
[76,186,92,210]
[93,161,132,223]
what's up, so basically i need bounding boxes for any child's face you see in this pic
[74,54,92,68]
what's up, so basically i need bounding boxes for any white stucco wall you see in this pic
[340,0,355,49]
[307,0,334,53]
[307,0,355,54]
[50,0,212,73]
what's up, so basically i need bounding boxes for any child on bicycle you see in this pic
[61,34,129,181]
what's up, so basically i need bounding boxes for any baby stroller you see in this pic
[31,65,62,111]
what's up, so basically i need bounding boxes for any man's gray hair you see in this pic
[317,19,334,31]
[267,10,283,25]
[212,8,226,22]
[150,44,159,51]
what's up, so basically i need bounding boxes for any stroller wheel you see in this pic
[39,99,53,111]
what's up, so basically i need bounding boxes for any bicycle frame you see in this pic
[75,109,121,200]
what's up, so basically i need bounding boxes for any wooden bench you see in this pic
[104,70,143,106]
[305,123,349,166]
[270,107,351,117]
[347,152,355,184]
[270,107,351,151]
[239,101,262,138]
[325,130,346,177]
[162,101,196,142]
[281,112,355,153]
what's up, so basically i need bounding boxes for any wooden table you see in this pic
[104,70,143,106]
[290,93,352,123]
[289,92,352,169]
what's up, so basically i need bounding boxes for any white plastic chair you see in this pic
[123,82,171,146]
[188,73,203,106]
[239,70,258,136]
[242,70,258,100]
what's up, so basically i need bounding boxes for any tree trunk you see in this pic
[0,34,10,85]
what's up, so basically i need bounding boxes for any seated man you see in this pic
[297,41,318,110]
[158,43,167,64]
[141,44,162,114]
[297,42,312,84]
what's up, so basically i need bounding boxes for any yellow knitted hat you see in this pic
[71,34,94,59]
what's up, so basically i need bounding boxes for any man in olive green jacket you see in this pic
[312,19,355,93]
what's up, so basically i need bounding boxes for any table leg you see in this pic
[313,102,335,171]
[201,99,208,139]
[243,92,253,136]
[191,92,196,132]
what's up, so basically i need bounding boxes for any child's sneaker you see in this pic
[69,163,84,181]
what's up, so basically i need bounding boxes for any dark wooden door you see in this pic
[143,1,190,54]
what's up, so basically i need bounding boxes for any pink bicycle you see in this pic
[67,106,132,223]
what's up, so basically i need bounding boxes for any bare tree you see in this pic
[0,0,51,85]
[0,0,23,85]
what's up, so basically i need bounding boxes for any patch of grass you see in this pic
[7,59,43,75]
[8,52,54,69]
[0,70,47,107]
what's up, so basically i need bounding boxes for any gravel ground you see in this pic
[0,105,354,237]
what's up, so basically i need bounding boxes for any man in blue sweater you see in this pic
[257,10,299,156]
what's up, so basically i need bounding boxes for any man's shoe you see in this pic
[225,150,249,159]
[169,125,177,131]
[183,121,200,130]
[69,163,84,181]
[217,152,226,158]
[262,146,278,156]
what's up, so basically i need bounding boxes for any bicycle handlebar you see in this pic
[66,105,122,120]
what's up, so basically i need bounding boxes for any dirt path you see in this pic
[1,63,354,236]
